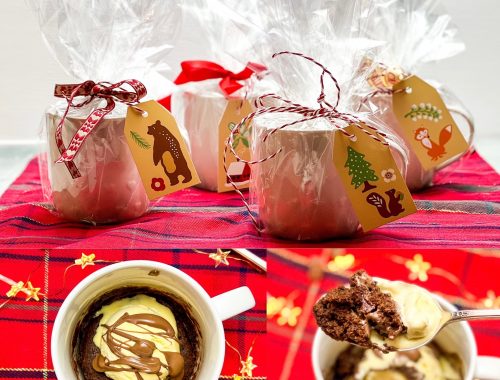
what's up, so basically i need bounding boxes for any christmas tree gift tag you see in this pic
[333,124,417,231]
[392,75,469,170]
[125,100,200,200]
[217,99,253,192]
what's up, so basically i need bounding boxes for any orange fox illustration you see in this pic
[414,125,452,161]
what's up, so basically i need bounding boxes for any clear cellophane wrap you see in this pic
[245,0,410,241]
[171,0,278,191]
[360,0,473,191]
[31,0,181,223]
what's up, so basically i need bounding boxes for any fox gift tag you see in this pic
[392,76,470,171]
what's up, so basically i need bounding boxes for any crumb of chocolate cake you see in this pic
[313,270,406,351]
[332,346,365,380]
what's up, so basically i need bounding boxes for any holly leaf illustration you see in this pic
[232,136,240,149]
[130,131,151,149]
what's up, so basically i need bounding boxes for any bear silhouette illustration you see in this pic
[147,120,192,186]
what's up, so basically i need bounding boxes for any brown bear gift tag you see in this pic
[392,75,469,170]
[333,124,416,231]
[125,100,200,200]
[217,99,253,192]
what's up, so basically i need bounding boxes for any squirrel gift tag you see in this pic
[392,76,469,170]
[125,100,200,200]
[333,124,416,231]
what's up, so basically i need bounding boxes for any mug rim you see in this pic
[311,291,477,380]
[51,260,225,380]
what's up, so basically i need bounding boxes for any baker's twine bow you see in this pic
[224,51,393,232]
[54,79,147,178]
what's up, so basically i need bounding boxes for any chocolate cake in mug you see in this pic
[72,287,202,380]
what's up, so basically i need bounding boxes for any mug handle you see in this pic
[435,106,475,171]
[211,286,256,321]
[475,356,500,379]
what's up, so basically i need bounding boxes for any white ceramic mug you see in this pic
[44,103,149,223]
[251,113,407,241]
[312,294,500,380]
[172,90,227,192]
[52,260,256,380]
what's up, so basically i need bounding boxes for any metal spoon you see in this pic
[396,307,500,351]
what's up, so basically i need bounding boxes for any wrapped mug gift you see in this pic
[31,0,182,223]
[44,99,149,223]
[228,52,416,241]
[359,0,475,191]
[169,61,267,192]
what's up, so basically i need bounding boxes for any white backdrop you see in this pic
[0,0,499,162]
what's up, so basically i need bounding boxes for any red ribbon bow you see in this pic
[54,79,147,178]
[159,60,267,110]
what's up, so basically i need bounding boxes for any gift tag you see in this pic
[333,124,417,231]
[392,75,469,170]
[125,100,200,200]
[217,99,253,192]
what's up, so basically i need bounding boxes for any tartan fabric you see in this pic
[0,249,266,380]
[267,248,500,379]
[0,151,498,248]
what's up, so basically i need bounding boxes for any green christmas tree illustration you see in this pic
[344,146,379,192]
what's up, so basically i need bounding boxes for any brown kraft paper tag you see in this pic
[125,100,200,200]
[217,99,253,192]
[333,124,417,231]
[392,75,469,170]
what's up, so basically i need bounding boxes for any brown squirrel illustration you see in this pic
[414,125,452,161]
[147,120,192,186]
[366,189,405,218]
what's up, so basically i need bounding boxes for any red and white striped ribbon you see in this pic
[53,79,147,178]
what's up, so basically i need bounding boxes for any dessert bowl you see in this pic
[52,260,256,380]
[312,293,500,380]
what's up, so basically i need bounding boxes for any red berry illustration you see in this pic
[151,178,166,191]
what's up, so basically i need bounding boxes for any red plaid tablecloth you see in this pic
[267,248,500,379]
[0,151,499,248]
[0,249,266,380]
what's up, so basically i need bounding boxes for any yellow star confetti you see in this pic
[481,291,500,309]
[240,354,257,377]
[209,249,231,268]
[75,253,96,269]
[277,305,302,327]
[233,376,242,380]
[267,296,287,319]
[405,254,431,282]
[6,281,25,298]
[327,254,355,272]
[24,281,41,302]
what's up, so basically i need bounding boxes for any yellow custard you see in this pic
[92,295,181,380]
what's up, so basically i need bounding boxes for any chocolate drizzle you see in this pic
[92,312,185,380]
[72,287,201,380]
